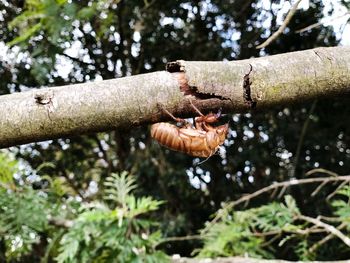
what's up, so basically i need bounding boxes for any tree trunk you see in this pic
[0,46,349,148]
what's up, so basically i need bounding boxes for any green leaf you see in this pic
[77,5,97,20]
[8,10,44,29]
[284,195,299,214]
[7,23,42,46]
[56,238,79,263]
[0,152,18,186]
[103,172,137,207]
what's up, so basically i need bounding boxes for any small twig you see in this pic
[270,186,279,199]
[296,12,350,33]
[306,168,339,177]
[326,180,349,201]
[277,185,287,199]
[309,222,348,254]
[254,227,325,238]
[261,233,281,248]
[61,53,93,66]
[258,226,328,248]
[297,215,350,247]
[311,180,327,197]
[61,169,85,199]
[289,99,317,179]
[256,0,303,49]
[318,215,343,223]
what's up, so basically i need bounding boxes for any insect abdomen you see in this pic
[151,123,187,153]
[151,123,220,157]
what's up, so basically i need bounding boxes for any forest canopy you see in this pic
[0,0,350,262]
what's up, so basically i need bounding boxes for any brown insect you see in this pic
[151,102,229,158]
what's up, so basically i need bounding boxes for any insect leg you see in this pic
[161,107,191,127]
[189,100,208,130]
[189,99,204,116]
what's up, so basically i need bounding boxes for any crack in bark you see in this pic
[243,64,256,109]
[186,86,231,100]
[177,72,231,101]
[314,50,333,63]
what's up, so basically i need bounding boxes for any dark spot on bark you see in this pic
[243,64,256,109]
[34,92,53,105]
[34,91,55,120]
[166,61,184,72]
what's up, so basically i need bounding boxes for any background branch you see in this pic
[256,0,303,49]
[296,215,350,247]
[289,99,317,179]
[296,12,350,33]
[308,222,348,254]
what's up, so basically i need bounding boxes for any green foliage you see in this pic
[0,153,167,262]
[332,185,350,220]
[295,239,311,261]
[0,152,18,187]
[197,196,299,259]
[56,172,167,263]
[198,191,350,260]
[8,0,73,47]
[104,171,137,207]
[197,215,271,258]
[0,153,55,260]
[7,0,77,84]
[0,186,50,259]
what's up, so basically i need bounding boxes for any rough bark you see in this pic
[0,46,349,148]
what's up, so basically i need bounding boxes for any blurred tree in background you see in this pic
[0,0,350,261]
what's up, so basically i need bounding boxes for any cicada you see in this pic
[151,102,228,158]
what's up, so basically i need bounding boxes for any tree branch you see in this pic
[0,46,350,148]
[256,0,303,49]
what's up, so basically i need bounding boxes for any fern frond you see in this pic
[103,171,137,207]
